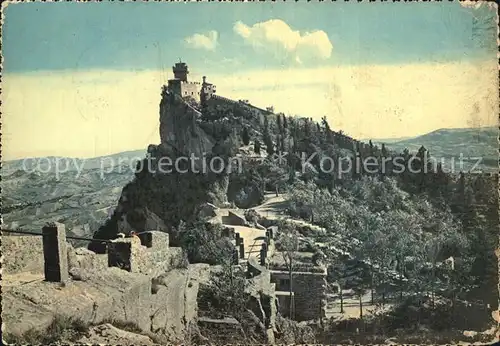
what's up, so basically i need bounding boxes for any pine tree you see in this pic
[265,135,275,156]
[277,114,282,133]
[321,116,333,143]
[381,143,388,157]
[368,140,374,155]
[304,119,310,137]
[263,117,274,156]
[242,127,250,146]
[283,116,288,130]
[254,139,261,155]
[280,135,286,153]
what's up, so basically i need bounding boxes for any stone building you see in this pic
[268,251,327,322]
[201,75,216,104]
[167,61,202,102]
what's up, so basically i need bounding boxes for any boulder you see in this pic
[225,211,247,226]
[197,203,218,219]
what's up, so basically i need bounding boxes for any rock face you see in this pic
[71,323,156,346]
[2,235,44,275]
[159,92,215,158]
[89,93,232,245]
[3,263,210,342]
[149,264,212,339]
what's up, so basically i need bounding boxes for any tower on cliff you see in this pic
[167,61,201,101]
[172,61,189,82]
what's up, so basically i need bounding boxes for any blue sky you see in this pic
[3,2,495,73]
[2,2,498,160]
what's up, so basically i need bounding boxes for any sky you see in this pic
[2,1,498,160]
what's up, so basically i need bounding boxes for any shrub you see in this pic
[198,264,248,319]
[179,220,234,265]
[244,209,260,224]
[4,315,89,344]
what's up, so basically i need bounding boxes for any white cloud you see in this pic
[184,30,218,51]
[211,61,498,140]
[233,19,333,64]
[459,1,497,10]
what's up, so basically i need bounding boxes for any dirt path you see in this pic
[255,193,326,232]
[325,290,393,319]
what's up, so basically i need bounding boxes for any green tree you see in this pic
[254,139,261,155]
[277,224,300,319]
[277,114,282,133]
[199,258,248,319]
[179,220,234,265]
[263,116,275,156]
[242,127,250,146]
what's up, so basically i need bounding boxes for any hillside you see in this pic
[375,127,498,172]
[1,154,141,243]
[1,125,497,242]
[2,78,499,344]
[2,149,146,174]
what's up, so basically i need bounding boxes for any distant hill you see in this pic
[362,136,414,144]
[374,127,498,172]
[2,149,147,175]
[0,149,147,241]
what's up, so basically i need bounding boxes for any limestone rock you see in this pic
[72,323,155,345]
[159,93,215,159]
[197,202,218,219]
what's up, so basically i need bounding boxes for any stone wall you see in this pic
[3,267,154,337]
[2,235,44,274]
[180,81,201,102]
[107,232,186,277]
[246,257,277,343]
[270,269,327,321]
[223,210,247,226]
[4,229,201,342]
[67,246,108,280]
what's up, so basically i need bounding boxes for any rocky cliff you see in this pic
[89,90,234,249]
[159,91,215,158]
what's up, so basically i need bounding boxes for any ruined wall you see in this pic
[2,235,44,274]
[246,257,277,343]
[106,232,186,277]
[271,270,327,321]
[4,231,201,342]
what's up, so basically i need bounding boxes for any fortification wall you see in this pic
[180,81,201,102]
[2,235,44,274]
[209,94,237,106]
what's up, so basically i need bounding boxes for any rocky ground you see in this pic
[63,323,156,346]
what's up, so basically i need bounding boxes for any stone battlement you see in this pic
[6,223,185,284]
[107,231,185,277]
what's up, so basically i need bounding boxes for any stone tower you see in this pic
[172,61,189,82]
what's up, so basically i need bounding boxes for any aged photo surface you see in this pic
[1,1,498,344]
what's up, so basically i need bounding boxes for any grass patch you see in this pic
[3,314,89,345]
